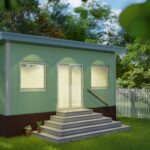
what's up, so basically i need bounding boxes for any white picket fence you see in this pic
[116,89,150,119]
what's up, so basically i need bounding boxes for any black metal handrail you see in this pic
[87,89,109,106]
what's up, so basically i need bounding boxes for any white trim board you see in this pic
[5,41,11,115]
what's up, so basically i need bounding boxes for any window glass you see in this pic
[91,66,108,88]
[20,62,45,90]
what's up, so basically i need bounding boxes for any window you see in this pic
[91,65,108,88]
[20,62,45,91]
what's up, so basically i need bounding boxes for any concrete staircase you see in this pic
[33,109,130,143]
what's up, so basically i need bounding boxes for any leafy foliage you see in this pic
[24,125,32,133]
[74,1,110,20]
[37,121,42,128]
[119,0,150,38]
[63,16,88,41]
[33,11,64,38]
[0,0,119,45]
[123,38,150,70]
[0,0,20,11]
[74,7,88,19]
[116,55,133,78]
[82,0,88,2]
[89,6,110,19]
[0,0,40,33]
[117,38,150,89]
[73,0,118,44]
[117,68,150,89]
[117,0,150,89]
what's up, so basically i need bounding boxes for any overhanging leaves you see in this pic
[82,0,88,2]
[119,0,150,38]
[0,0,20,11]
[74,7,88,19]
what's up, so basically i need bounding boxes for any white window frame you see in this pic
[91,65,109,89]
[20,61,46,92]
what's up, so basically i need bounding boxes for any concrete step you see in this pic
[41,121,121,136]
[50,112,102,123]
[45,117,112,130]
[57,109,93,117]
[33,125,130,143]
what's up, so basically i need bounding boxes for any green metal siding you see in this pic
[0,43,6,115]
[10,42,116,115]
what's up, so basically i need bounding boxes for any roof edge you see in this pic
[0,32,126,54]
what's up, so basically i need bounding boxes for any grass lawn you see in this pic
[0,117,150,150]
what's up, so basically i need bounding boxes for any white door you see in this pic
[57,64,83,110]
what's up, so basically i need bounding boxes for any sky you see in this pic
[40,0,146,15]
[62,0,146,15]
[65,0,145,8]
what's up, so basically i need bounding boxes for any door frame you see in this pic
[57,63,83,111]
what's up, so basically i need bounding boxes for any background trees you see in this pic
[117,0,150,89]
[117,38,150,89]
[0,0,116,42]
[0,0,40,33]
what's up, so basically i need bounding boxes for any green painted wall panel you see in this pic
[10,42,116,115]
[0,43,6,115]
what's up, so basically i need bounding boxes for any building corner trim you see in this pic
[5,41,11,115]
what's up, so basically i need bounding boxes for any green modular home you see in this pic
[0,32,125,137]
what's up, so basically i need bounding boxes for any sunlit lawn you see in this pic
[0,117,150,150]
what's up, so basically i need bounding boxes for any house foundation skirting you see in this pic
[92,106,116,120]
[0,106,116,137]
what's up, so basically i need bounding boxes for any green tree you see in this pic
[119,0,150,39]
[31,0,69,38]
[0,0,121,44]
[63,16,89,41]
[116,55,133,78]
[0,0,69,38]
[32,11,65,38]
[117,0,150,89]
[0,0,20,11]
[117,38,150,89]
[71,0,113,43]
[117,68,150,89]
[0,0,40,33]
[122,38,150,70]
